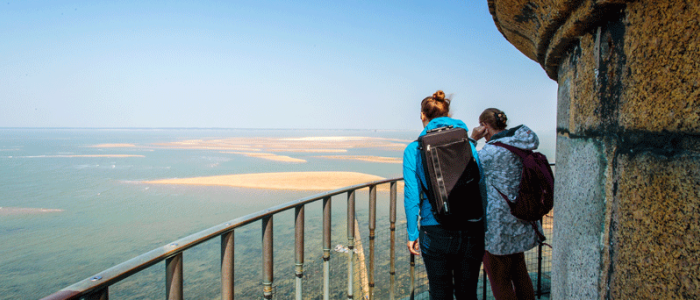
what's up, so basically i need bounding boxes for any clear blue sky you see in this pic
[1,0,558,132]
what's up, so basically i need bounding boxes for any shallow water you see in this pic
[0,128,555,299]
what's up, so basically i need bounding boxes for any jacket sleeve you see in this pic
[403,142,420,241]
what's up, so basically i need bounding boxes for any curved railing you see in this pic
[41,169,555,300]
[42,177,404,300]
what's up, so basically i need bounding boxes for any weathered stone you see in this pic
[621,2,700,132]
[553,135,607,299]
[612,153,700,299]
[488,0,700,299]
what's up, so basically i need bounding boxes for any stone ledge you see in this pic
[488,0,632,80]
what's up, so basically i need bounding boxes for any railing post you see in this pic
[166,253,183,300]
[389,182,397,300]
[322,197,331,300]
[221,231,235,300]
[368,184,376,300]
[537,232,543,298]
[483,266,487,299]
[346,190,355,299]
[295,206,305,300]
[409,254,415,300]
[262,216,274,299]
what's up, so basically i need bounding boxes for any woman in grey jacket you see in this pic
[471,108,540,300]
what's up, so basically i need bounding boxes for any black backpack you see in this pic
[492,142,554,242]
[418,126,483,229]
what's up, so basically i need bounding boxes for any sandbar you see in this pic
[0,207,64,216]
[222,152,306,163]
[144,171,393,191]
[317,155,402,164]
[154,136,408,153]
[267,149,347,153]
[542,214,553,230]
[89,143,136,148]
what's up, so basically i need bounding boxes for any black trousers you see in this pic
[419,223,485,300]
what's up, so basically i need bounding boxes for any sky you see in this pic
[1,0,558,132]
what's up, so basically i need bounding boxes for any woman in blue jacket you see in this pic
[403,90,486,300]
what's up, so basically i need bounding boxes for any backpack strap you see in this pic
[530,221,552,248]
[416,143,431,207]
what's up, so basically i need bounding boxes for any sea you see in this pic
[0,128,556,299]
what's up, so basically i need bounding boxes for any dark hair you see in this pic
[479,108,507,130]
[421,90,450,120]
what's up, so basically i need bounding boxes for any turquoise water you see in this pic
[0,129,555,299]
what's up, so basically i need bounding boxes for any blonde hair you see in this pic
[421,90,451,120]
[479,108,507,130]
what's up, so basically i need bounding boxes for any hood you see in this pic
[418,117,469,137]
[487,125,539,150]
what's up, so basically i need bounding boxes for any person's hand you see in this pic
[471,126,486,140]
[407,240,420,255]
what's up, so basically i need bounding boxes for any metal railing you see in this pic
[42,178,402,300]
[41,175,553,300]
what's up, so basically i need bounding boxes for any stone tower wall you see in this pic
[487,1,699,298]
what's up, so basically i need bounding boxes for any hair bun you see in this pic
[495,111,508,127]
[433,90,445,101]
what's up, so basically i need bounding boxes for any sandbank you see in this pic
[154,136,408,153]
[542,214,553,230]
[267,149,348,153]
[89,143,136,148]
[0,207,64,216]
[144,171,396,191]
[222,152,306,163]
[317,155,402,164]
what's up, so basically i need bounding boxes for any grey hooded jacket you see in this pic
[478,125,542,255]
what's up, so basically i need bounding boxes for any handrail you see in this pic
[41,177,404,300]
[41,164,556,300]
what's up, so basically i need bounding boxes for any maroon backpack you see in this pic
[492,142,554,242]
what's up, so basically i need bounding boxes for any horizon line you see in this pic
[0,127,418,131]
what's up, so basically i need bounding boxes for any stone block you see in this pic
[553,134,608,299]
[620,1,700,132]
[610,152,700,299]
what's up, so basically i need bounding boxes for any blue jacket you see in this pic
[402,116,486,241]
